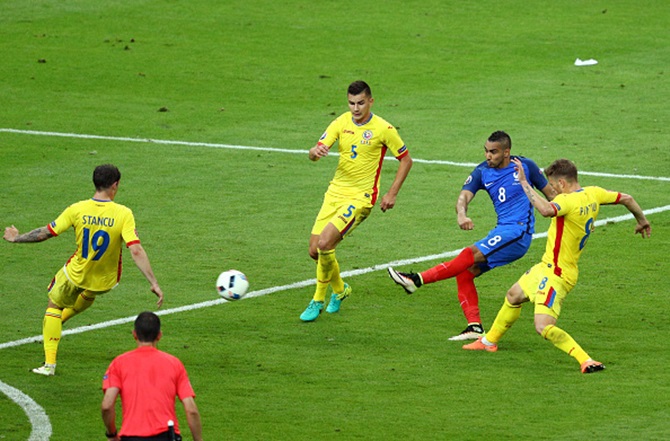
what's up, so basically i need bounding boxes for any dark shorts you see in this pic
[121,431,182,441]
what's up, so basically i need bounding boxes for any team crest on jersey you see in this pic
[464,175,472,185]
[363,130,373,140]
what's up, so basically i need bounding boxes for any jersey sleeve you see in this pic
[175,360,196,400]
[520,157,549,190]
[120,208,140,247]
[594,186,621,205]
[317,116,343,149]
[47,204,76,236]
[550,193,574,217]
[461,166,483,194]
[102,359,121,391]
[382,124,408,159]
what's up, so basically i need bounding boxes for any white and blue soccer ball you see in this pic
[216,270,249,301]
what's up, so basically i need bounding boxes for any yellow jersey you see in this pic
[318,112,408,204]
[542,186,620,285]
[47,198,140,291]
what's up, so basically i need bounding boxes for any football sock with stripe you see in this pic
[314,248,337,302]
[329,254,345,295]
[541,324,590,365]
[43,307,63,365]
[486,297,522,344]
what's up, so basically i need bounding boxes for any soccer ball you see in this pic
[216,270,249,301]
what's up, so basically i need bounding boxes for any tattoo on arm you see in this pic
[522,183,537,204]
[15,227,53,243]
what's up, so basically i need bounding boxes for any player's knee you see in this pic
[505,289,524,306]
[469,245,486,263]
[316,238,337,252]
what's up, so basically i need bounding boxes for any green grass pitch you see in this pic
[1,1,669,440]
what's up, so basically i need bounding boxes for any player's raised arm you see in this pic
[512,158,555,217]
[3,225,54,243]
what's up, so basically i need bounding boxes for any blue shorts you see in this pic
[473,225,532,274]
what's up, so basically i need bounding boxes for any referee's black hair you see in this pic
[134,311,161,342]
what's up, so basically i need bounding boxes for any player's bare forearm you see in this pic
[456,191,474,230]
[512,158,554,217]
[520,180,555,217]
[129,243,165,307]
[3,225,53,243]
[183,398,203,441]
[618,193,652,238]
[381,155,413,212]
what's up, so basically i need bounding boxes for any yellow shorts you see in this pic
[518,263,574,319]
[47,268,109,309]
[311,193,372,237]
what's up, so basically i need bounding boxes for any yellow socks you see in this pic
[541,324,590,365]
[486,298,522,343]
[43,308,63,365]
[329,256,345,295]
[315,248,342,302]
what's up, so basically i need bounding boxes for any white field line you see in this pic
[0,379,52,440]
[2,128,670,182]
[1,204,668,351]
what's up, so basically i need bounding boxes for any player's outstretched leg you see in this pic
[326,283,351,314]
[387,267,423,294]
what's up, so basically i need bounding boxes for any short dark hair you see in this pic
[93,164,121,190]
[134,311,161,343]
[348,80,372,97]
[544,158,578,182]
[488,131,512,150]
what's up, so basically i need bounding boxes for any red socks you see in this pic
[456,270,481,324]
[420,247,475,284]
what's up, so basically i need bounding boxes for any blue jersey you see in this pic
[462,156,548,233]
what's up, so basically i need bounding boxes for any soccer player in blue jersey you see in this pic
[3,164,164,376]
[300,80,413,322]
[389,131,557,340]
[464,158,650,373]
